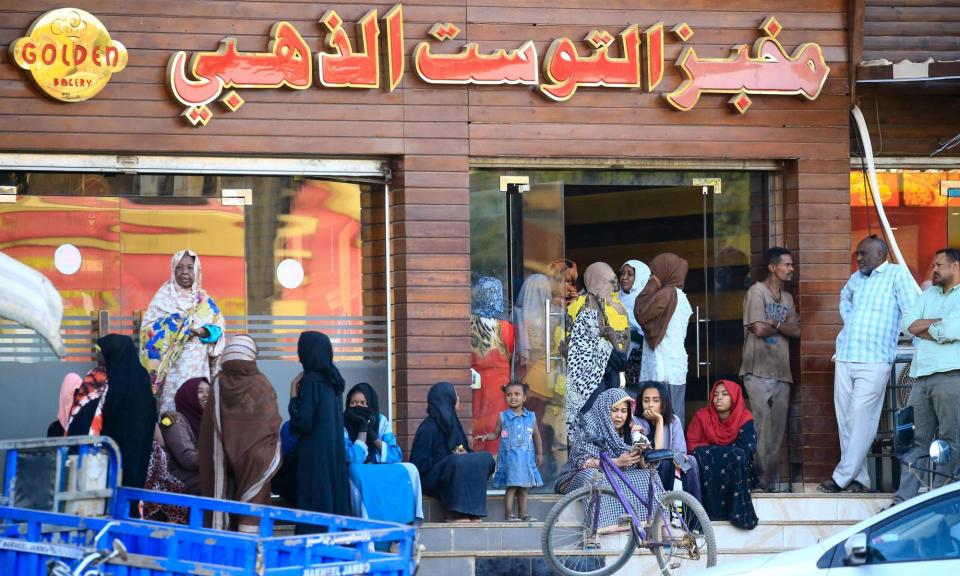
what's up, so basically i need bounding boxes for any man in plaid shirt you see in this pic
[819,236,918,493]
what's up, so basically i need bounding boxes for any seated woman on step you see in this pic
[629,380,701,503]
[410,382,495,523]
[556,388,662,532]
[343,382,423,524]
[687,379,759,530]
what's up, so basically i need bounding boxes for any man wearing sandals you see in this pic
[820,236,917,494]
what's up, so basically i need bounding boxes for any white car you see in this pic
[698,482,960,575]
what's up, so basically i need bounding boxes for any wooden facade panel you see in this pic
[863,2,960,61]
[0,0,853,481]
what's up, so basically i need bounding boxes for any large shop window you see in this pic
[469,168,769,490]
[850,169,960,284]
[0,172,387,438]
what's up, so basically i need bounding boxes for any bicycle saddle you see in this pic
[642,449,675,464]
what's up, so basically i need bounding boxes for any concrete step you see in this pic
[419,519,858,554]
[424,491,892,523]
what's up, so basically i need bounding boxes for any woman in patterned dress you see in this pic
[139,250,225,412]
[687,379,759,530]
[555,388,661,530]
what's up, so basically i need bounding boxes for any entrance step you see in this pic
[416,492,892,576]
[423,491,891,523]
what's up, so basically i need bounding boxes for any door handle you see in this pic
[545,299,564,374]
[695,306,700,378]
[696,305,710,378]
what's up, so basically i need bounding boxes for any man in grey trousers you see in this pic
[740,247,800,492]
[894,247,960,504]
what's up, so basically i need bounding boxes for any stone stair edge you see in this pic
[420,519,859,529]
[421,547,810,558]
[425,492,893,501]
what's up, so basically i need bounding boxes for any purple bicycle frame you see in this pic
[592,451,678,547]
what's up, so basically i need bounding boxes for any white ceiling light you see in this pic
[54,244,82,275]
[277,259,304,289]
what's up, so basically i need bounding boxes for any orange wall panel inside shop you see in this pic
[0,180,362,320]
[850,171,960,285]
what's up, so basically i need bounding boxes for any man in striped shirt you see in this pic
[819,236,918,493]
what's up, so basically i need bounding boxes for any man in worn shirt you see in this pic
[893,248,960,504]
[819,236,917,493]
[740,247,800,492]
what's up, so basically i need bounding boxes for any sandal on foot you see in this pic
[817,479,843,493]
[506,515,520,522]
[520,515,537,522]
[846,481,871,493]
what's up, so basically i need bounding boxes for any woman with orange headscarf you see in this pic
[687,380,759,530]
[634,253,692,424]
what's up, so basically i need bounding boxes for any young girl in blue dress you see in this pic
[474,381,543,521]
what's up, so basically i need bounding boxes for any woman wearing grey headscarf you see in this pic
[199,334,281,531]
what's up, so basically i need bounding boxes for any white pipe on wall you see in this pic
[851,105,922,293]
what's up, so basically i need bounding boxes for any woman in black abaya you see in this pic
[410,382,495,522]
[98,334,158,490]
[289,331,351,532]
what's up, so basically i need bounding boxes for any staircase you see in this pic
[416,491,892,575]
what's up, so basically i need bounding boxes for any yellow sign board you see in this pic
[10,8,127,102]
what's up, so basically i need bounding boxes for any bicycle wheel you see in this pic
[648,490,716,575]
[541,485,637,576]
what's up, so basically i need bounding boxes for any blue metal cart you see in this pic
[0,437,418,576]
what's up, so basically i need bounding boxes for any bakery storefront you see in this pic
[0,2,851,485]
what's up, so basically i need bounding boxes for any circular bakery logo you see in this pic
[10,8,127,102]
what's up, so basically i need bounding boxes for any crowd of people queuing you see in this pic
[46,240,960,533]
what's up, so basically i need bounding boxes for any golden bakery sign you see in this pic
[10,8,127,102]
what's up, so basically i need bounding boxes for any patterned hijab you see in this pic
[565,304,613,436]
[472,276,504,319]
[222,335,258,363]
[144,250,208,323]
[580,388,634,458]
[619,260,651,333]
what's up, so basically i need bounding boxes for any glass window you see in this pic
[866,493,960,563]
[0,171,387,437]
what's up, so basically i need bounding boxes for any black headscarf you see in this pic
[344,382,381,463]
[427,382,469,453]
[297,331,345,395]
[98,334,157,489]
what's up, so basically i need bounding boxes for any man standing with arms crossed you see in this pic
[820,235,917,493]
[893,248,960,504]
[740,247,800,492]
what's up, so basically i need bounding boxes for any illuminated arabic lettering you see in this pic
[384,4,405,92]
[414,22,538,85]
[167,21,312,126]
[317,9,381,89]
[643,22,664,91]
[664,17,830,114]
[540,24,641,102]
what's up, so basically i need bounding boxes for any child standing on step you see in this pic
[473,381,543,521]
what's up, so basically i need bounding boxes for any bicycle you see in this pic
[46,523,128,576]
[541,449,716,576]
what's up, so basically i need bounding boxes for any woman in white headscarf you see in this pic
[619,260,651,387]
[140,250,226,412]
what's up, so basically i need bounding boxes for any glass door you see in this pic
[506,178,567,487]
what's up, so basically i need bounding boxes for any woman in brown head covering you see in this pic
[633,254,693,424]
[199,334,281,532]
